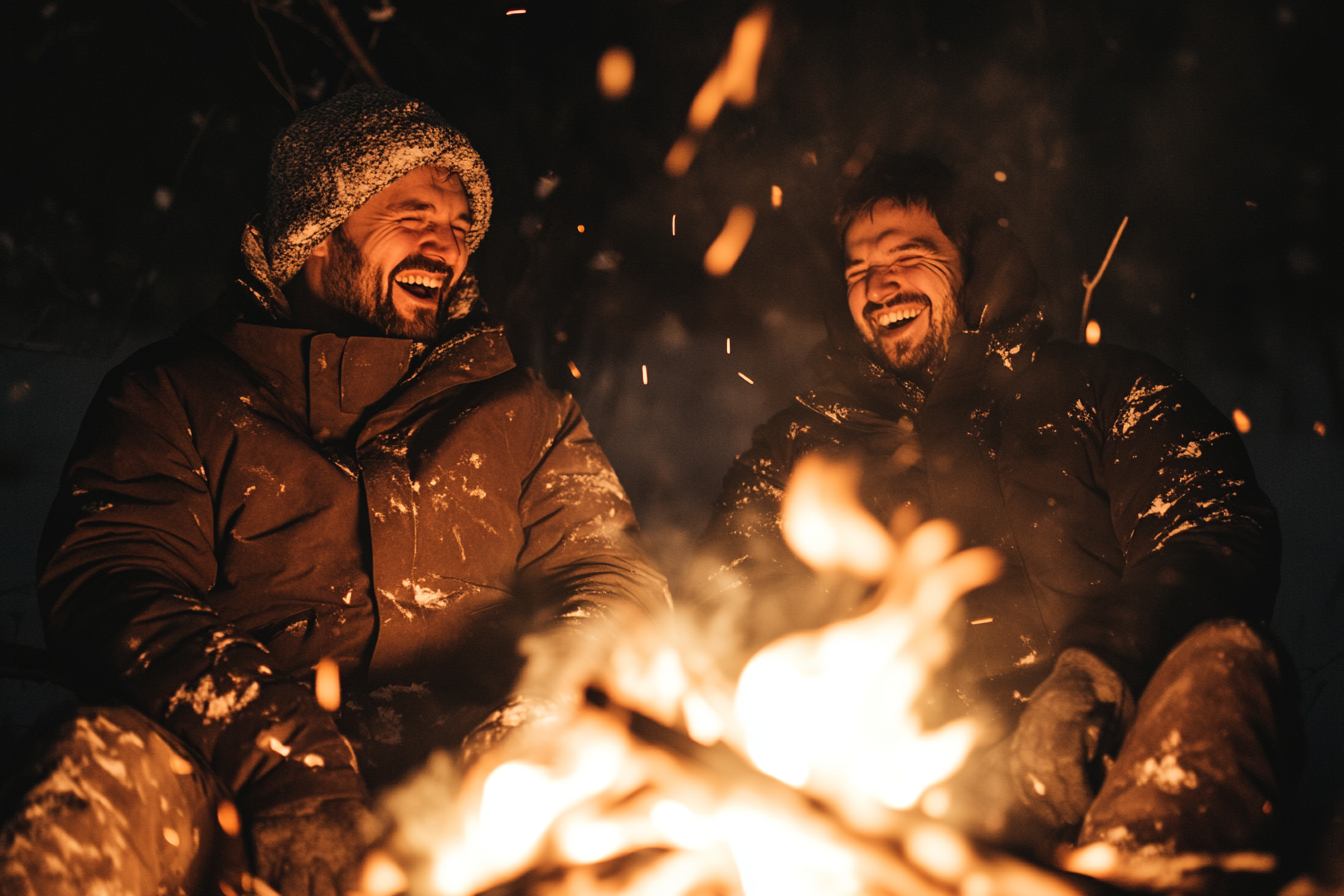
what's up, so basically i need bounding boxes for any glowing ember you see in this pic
[641,364,649,385]
[841,142,873,179]
[1314,420,1326,437]
[993,170,1008,182]
[737,372,754,384]
[576,224,585,233]
[505,8,526,14]
[567,360,581,378]
[315,657,341,711]
[1064,842,1119,877]
[216,800,241,837]
[703,205,756,276]
[726,336,732,354]
[664,135,699,177]
[597,46,635,99]
[672,214,677,235]
[770,184,782,207]
[1232,408,1252,433]
[1085,320,1101,344]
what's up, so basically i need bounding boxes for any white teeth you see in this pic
[874,306,924,328]
[394,272,445,289]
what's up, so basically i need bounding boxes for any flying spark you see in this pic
[771,185,782,207]
[993,170,1008,182]
[726,337,731,354]
[1314,421,1327,437]
[1232,408,1252,434]
[505,8,526,14]
[738,372,754,384]
[1085,320,1101,344]
[567,361,581,379]
[642,364,648,385]
[671,214,676,236]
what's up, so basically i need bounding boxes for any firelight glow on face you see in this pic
[309,165,472,341]
[843,200,964,381]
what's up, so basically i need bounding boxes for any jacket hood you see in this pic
[812,217,1048,416]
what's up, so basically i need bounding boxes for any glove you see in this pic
[459,695,565,768]
[1008,648,1135,834]
[249,797,375,896]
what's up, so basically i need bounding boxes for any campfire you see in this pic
[354,456,1112,896]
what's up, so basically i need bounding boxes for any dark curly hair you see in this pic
[834,152,976,264]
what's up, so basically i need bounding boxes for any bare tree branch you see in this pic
[311,0,387,87]
[1079,215,1128,342]
[251,0,300,111]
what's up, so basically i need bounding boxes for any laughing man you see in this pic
[698,153,1301,888]
[2,86,668,895]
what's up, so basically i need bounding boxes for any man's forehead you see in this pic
[373,165,466,203]
[846,199,948,247]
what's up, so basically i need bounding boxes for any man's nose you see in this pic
[865,262,904,303]
[419,222,464,265]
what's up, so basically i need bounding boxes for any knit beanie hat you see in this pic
[241,85,492,311]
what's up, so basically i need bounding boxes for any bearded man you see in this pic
[698,153,1300,888]
[2,86,668,896]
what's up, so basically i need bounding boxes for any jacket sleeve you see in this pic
[1062,353,1280,692]
[514,384,671,640]
[38,358,365,813]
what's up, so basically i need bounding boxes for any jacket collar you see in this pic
[191,283,515,443]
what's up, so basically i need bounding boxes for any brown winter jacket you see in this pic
[38,284,669,810]
[698,223,1279,734]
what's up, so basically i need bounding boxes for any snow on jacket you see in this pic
[698,223,1279,732]
[38,284,670,809]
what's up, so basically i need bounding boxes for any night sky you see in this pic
[2,0,1341,853]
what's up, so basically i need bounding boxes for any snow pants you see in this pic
[1076,618,1301,856]
[0,706,243,896]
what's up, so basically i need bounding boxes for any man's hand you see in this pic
[1009,648,1135,834]
[249,797,374,896]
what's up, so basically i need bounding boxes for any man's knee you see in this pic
[1,706,220,896]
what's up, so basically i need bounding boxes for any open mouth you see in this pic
[392,270,446,302]
[872,303,927,333]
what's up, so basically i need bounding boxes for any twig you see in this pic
[1079,216,1128,342]
[252,0,344,57]
[251,0,299,112]
[255,60,299,112]
[311,0,387,87]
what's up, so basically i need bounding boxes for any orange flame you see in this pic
[703,206,756,277]
[667,4,773,176]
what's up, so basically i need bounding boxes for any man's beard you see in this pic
[321,226,450,342]
[860,291,957,383]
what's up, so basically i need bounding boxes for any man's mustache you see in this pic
[863,292,931,315]
[390,255,454,279]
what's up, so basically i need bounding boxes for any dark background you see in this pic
[2,0,1341,858]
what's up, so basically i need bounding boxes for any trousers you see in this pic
[0,706,243,896]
